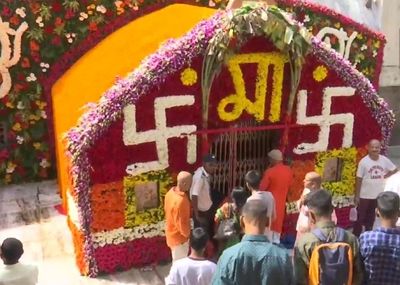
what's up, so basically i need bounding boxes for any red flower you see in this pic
[16,73,25,81]
[31,52,41,63]
[1,6,12,17]
[44,25,54,35]
[52,2,63,13]
[51,36,62,46]
[0,149,9,160]
[88,22,98,32]
[65,9,75,20]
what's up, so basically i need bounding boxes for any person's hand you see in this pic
[354,196,360,207]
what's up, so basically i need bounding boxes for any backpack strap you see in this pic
[311,228,328,242]
[334,227,346,242]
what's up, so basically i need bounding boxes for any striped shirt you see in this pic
[359,227,400,285]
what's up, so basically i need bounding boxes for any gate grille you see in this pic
[210,121,280,196]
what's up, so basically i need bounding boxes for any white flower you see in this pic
[40,110,47,119]
[361,44,368,51]
[96,5,107,14]
[372,50,377,57]
[304,15,310,22]
[16,136,24,144]
[16,7,26,18]
[35,17,44,27]
[79,12,88,21]
[26,73,37,82]
[40,158,50,168]
[17,101,24,109]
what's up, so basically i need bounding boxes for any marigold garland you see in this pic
[315,147,357,197]
[217,52,287,122]
[124,170,173,227]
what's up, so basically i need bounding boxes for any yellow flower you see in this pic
[33,142,41,150]
[6,162,16,174]
[35,100,47,110]
[217,52,287,122]
[373,40,380,48]
[5,102,14,109]
[180,68,198,86]
[313,65,328,82]
[29,114,40,121]
[316,147,357,197]
[12,123,22,132]
[334,22,341,29]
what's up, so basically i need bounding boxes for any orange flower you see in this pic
[30,2,41,14]
[9,15,20,26]
[54,17,64,27]
[90,181,125,232]
[88,22,97,32]
[21,57,30,68]
[30,40,40,52]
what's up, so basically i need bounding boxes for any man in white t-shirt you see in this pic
[354,139,398,236]
[384,171,400,227]
[190,154,218,238]
[0,238,38,285]
[244,170,277,242]
[165,228,216,285]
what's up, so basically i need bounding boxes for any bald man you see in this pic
[295,172,337,241]
[354,139,397,236]
[164,171,193,261]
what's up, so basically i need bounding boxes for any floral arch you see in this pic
[63,5,394,276]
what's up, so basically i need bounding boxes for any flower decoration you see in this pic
[277,0,386,89]
[91,181,126,232]
[124,170,173,227]
[92,221,165,248]
[313,65,328,82]
[315,147,357,197]
[59,4,393,277]
[0,0,229,186]
[180,67,198,86]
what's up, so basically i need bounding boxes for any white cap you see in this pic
[268,149,283,161]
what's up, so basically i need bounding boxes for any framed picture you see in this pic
[134,181,159,212]
[322,157,344,182]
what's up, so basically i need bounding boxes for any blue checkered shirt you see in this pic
[359,227,400,285]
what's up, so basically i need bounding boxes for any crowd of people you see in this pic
[1,140,399,285]
[164,140,400,285]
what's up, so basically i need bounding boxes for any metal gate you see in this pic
[210,121,280,196]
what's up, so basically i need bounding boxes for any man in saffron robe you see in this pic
[260,149,293,244]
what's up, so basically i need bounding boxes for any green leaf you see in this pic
[40,4,52,21]
[63,0,80,12]
[27,28,44,42]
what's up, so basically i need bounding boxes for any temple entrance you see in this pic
[210,121,281,196]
